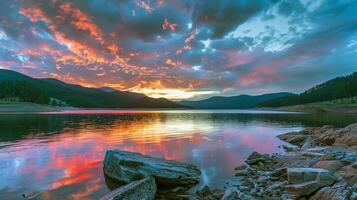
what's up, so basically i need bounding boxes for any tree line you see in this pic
[0,80,50,104]
[260,72,357,107]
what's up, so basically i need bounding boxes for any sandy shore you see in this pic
[260,104,357,114]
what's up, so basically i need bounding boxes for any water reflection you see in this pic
[1,111,357,199]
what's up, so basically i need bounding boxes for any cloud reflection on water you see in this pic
[0,112,300,199]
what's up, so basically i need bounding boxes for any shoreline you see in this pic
[259,103,357,114]
[2,102,357,114]
[0,102,72,113]
[195,123,357,200]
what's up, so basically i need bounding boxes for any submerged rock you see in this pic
[103,150,201,186]
[99,176,156,200]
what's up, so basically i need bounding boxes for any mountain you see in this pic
[180,92,294,109]
[97,86,146,99]
[98,87,117,92]
[260,72,357,107]
[0,69,184,108]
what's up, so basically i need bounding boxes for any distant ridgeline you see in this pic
[260,72,357,107]
[0,69,184,108]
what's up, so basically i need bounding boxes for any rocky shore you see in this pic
[101,123,357,200]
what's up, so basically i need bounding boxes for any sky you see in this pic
[0,0,356,100]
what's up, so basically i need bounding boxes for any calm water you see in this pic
[1,110,357,199]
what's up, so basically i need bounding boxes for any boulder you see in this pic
[287,168,337,185]
[284,181,322,197]
[103,150,201,186]
[246,151,263,161]
[312,160,346,173]
[309,184,353,200]
[99,177,156,200]
[270,167,287,179]
[284,168,337,197]
[278,132,307,146]
[334,123,357,146]
[334,162,357,184]
[313,123,357,146]
[234,164,247,171]
[245,151,272,166]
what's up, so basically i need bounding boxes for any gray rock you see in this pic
[313,160,346,173]
[99,177,156,200]
[266,181,287,193]
[278,132,307,146]
[287,168,337,185]
[285,168,337,198]
[310,185,353,200]
[235,165,247,171]
[302,137,314,149]
[352,162,357,169]
[301,151,325,158]
[245,151,265,164]
[271,167,287,179]
[170,186,185,193]
[221,188,239,200]
[197,185,211,197]
[103,150,201,186]
[334,123,357,146]
[334,162,357,184]
[351,192,357,200]
[284,181,322,197]
[235,169,248,176]
[282,145,299,152]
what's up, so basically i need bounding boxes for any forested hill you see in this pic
[0,69,184,108]
[180,92,294,109]
[260,72,357,107]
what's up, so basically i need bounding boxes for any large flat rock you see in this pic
[103,150,201,186]
[99,176,156,200]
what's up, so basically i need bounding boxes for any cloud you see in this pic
[192,0,276,38]
[0,0,356,99]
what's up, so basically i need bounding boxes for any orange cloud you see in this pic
[20,4,156,78]
[162,18,178,31]
[19,48,42,57]
[177,30,196,54]
[60,3,105,44]
[165,58,181,67]
[157,0,165,7]
[184,30,196,43]
[240,66,280,86]
[19,7,51,23]
[136,1,154,13]
[18,3,206,100]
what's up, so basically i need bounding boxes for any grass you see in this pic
[309,96,357,108]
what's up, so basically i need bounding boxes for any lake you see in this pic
[1,110,357,199]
